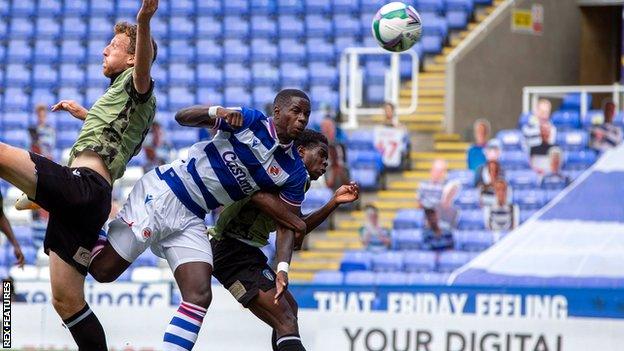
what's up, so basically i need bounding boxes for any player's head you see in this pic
[102,22,158,78]
[273,89,311,142]
[294,129,328,181]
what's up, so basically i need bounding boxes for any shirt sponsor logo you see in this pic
[222,151,254,194]
[142,227,152,240]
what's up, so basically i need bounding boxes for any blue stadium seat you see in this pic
[170,16,195,39]
[561,93,592,112]
[280,63,309,86]
[86,63,107,88]
[251,63,280,87]
[223,39,250,63]
[149,17,168,40]
[251,0,277,15]
[519,209,536,224]
[5,64,31,87]
[13,226,33,246]
[306,15,333,38]
[513,189,547,210]
[250,16,277,39]
[196,63,223,88]
[307,39,336,62]
[196,39,223,63]
[365,60,387,84]
[11,0,35,17]
[60,63,85,87]
[251,38,279,63]
[309,62,338,85]
[341,251,372,271]
[454,188,480,209]
[551,110,581,130]
[31,89,57,108]
[168,87,196,111]
[21,246,37,265]
[224,87,252,107]
[2,112,29,129]
[455,230,494,251]
[2,130,29,148]
[196,87,224,105]
[421,35,443,54]
[313,270,344,285]
[57,87,85,107]
[253,87,277,110]
[197,0,222,15]
[223,16,250,39]
[366,85,385,104]
[392,229,423,250]
[310,85,339,108]
[350,168,380,190]
[446,0,473,29]
[360,0,386,12]
[154,87,169,110]
[196,16,223,40]
[36,0,61,16]
[60,39,86,63]
[224,63,251,86]
[86,39,107,63]
[277,0,305,14]
[499,150,530,170]
[170,0,195,15]
[56,110,83,131]
[168,63,195,86]
[278,39,307,63]
[278,15,305,39]
[557,130,588,150]
[32,64,58,89]
[438,251,472,272]
[457,210,485,230]
[403,250,437,272]
[88,17,114,40]
[347,149,383,170]
[62,17,87,40]
[1,88,28,112]
[168,39,195,63]
[407,272,450,285]
[86,87,104,107]
[150,64,168,86]
[564,149,597,170]
[422,15,448,38]
[372,252,404,272]
[0,19,7,41]
[57,130,80,149]
[344,271,375,285]
[333,14,361,37]
[170,129,198,149]
[65,0,90,16]
[375,272,409,286]
[6,40,32,63]
[496,129,523,150]
[346,130,375,150]
[415,0,445,16]
[393,209,424,229]
[307,0,332,14]
[10,18,34,39]
[223,0,249,16]
[333,0,359,13]
[116,0,140,17]
[447,169,476,187]
[506,169,539,190]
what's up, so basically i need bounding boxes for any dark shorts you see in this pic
[30,152,112,276]
[211,235,275,308]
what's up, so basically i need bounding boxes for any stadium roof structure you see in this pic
[450,144,624,288]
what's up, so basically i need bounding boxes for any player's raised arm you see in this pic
[175,105,245,129]
[302,182,359,233]
[250,192,307,234]
[133,0,158,94]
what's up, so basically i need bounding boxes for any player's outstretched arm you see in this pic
[175,105,244,129]
[133,0,158,94]
[274,224,295,304]
[51,100,88,120]
[302,182,359,234]
[250,192,307,234]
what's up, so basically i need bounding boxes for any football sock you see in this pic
[63,303,108,351]
[163,301,207,351]
[276,334,306,351]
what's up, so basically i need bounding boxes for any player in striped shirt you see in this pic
[88,89,311,350]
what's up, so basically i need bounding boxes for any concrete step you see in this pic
[311,239,364,250]
[297,251,345,260]
[402,170,430,179]
[433,133,461,142]
[326,230,360,239]
[290,271,315,282]
[418,88,446,97]
[376,190,418,201]
[413,160,465,170]
[371,201,417,211]
[406,124,444,133]
[369,113,443,123]
[424,63,446,73]
[410,151,466,161]
[435,141,470,151]
[434,55,447,64]
[291,261,340,271]
[387,180,420,191]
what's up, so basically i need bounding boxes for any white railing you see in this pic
[522,84,624,116]
[339,47,419,129]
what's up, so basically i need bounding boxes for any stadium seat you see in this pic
[251,63,280,87]
[393,209,424,229]
[10,18,35,39]
[305,15,333,38]
[454,188,480,209]
[86,87,104,107]
[415,0,445,16]
[457,210,486,230]
[496,129,524,150]
[307,0,332,14]
[117,0,140,17]
[513,189,547,210]
[366,85,386,104]
[56,109,83,130]
[365,60,388,84]
[86,39,107,63]
[170,0,195,15]
[446,8,470,30]
[196,88,222,106]
[60,63,85,87]
[196,63,223,88]
[88,17,113,40]
[407,272,450,285]
[446,0,474,22]
[170,129,199,149]
[251,0,277,15]
[371,252,404,272]
[375,272,409,286]
[196,39,223,63]
[421,35,443,54]
[447,169,474,187]
[279,39,307,63]
[310,85,339,108]
[224,87,252,107]
[32,64,58,89]
[57,130,80,149]
[197,0,222,15]
[2,88,29,112]
[223,39,250,63]
[251,38,278,63]
[344,271,376,285]
[564,149,597,170]
[455,230,494,251]
[2,112,29,129]
[168,63,195,86]
[224,63,252,86]
[5,64,31,87]
[557,130,589,150]
[333,14,361,37]
[551,110,581,130]
[278,16,305,39]
[307,39,336,62]
[340,251,372,271]
[506,169,539,190]
[403,250,437,272]
[438,251,472,272]
[561,92,592,112]
[499,150,530,170]
[224,16,250,39]
[168,87,195,111]
[250,15,278,39]
[333,0,359,13]
[313,270,344,285]
[223,0,249,16]
[168,39,195,63]
[392,229,423,250]
[154,87,169,110]
[346,130,376,150]
[149,16,169,40]
[280,63,309,87]
[309,62,338,85]
[278,0,305,14]
[36,0,61,16]
[0,19,7,41]
[30,89,57,108]
[64,0,90,16]
[351,168,381,191]
[3,129,29,148]
[6,40,32,63]
[150,64,168,86]
[11,0,35,17]
[62,17,87,40]
[60,40,86,63]
[196,16,223,40]
[347,149,383,170]
[253,86,277,110]
[86,63,108,88]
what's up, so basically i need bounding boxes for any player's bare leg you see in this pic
[162,262,213,351]
[0,143,38,199]
[49,251,107,350]
[248,289,305,351]
[89,243,132,283]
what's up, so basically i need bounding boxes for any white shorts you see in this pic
[108,170,213,272]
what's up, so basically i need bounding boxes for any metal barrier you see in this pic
[522,84,624,116]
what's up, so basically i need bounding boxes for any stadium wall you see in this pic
[446,0,582,137]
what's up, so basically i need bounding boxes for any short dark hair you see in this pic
[273,89,310,109]
[294,129,328,149]
[114,22,158,63]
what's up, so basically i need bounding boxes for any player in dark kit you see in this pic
[4,1,159,349]
[210,130,360,351]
